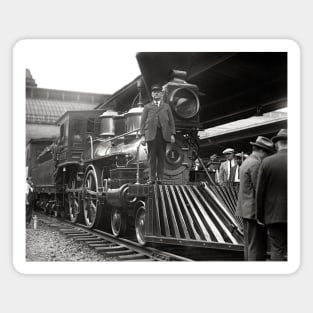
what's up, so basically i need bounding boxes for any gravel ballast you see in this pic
[26,215,112,261]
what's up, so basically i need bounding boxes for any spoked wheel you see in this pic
[111,208,127,237]
[135,203,146,246]
[68,175,81,223]
[83,166,102,228]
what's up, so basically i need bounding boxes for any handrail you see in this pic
[197,156,216,185]
[89,128,140,145]
[135,143,141,185]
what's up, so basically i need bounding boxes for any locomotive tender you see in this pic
[30,69,244,256]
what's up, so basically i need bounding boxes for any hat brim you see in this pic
[250,142,275,154]
[271,135,287,143]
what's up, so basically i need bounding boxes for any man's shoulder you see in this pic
[241,156,257,169]
[161,101,170,108]
[220,161,227,168]
[263,152,283,164]
[143,102,154,110]
[247,155,260,164]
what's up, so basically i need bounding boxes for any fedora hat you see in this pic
[272,129,287,143]
[250,136,275,154]
[151,84,162,92]
[210,154,218,160]
[235,153,249,159]
[222,148,234,154]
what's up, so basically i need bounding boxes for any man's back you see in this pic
[256,149,287,224]
[236,154,261,219]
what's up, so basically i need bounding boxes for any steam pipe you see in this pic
[135,131,141,184]
[93,128,140,144]
[88,135,94,159]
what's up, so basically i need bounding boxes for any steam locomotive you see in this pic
[29,70,243,257]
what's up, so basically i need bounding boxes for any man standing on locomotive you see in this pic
[140,84,176,184]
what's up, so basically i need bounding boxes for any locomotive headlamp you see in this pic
[170,88,200,119]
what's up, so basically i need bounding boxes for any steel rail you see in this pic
[38,214,192,261]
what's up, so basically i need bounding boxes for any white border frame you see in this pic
[13,39,300,274]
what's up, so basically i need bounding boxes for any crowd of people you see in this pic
[203,130,288,261]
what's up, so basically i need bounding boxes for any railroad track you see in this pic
[38,215,192,261]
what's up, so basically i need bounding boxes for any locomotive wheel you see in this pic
[135,204,146,246]
[83,166,102,228]
[111,209,127,237]
[68,175,81,223]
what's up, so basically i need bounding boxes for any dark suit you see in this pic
[256,149,287,260]
[236,153,267,260]
[140,101,176,181]
[140,101,176,142]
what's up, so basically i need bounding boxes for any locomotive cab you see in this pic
[56,110,104,164]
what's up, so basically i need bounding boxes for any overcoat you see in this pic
[219,159,239,184]
[256,149,287,224]
[236,153,262,219]
[140,101,176,142]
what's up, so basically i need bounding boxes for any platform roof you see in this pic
[136,52,287,129]
[26,98,99,124]
[198,112,287,157]
[26,87,110,124]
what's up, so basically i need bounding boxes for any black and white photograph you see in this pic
[13,39,300,274]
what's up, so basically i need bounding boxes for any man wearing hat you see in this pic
[256,129,287,260]
[219,148,239,185]
[206,153,218,171]
[235,152,248,167]
[236,136,275,260]
[206,154,220,184]
[140,84,176,183]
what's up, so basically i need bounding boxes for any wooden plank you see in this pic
[85,240,108,244]
[95,245,125,251]
[73,236,99,241]
[89,243,114,247]
[60,230,85,234]
[174,185,201,241]
[164,185,180,238]
[118,254,154,261]
[179,186,211,241]
[117,253,148,260]
[218,186,234,213]
[192,185,237,244]
[187,185,225,243]
[159,185,171,237]
[65,233,91,237]
[153,184,162,236]
[169,185,191,240]
[104,250,136,256]
[223,185,236,213]
[146,197,153,236]
[204,183,239,227]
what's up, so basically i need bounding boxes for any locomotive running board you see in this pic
[144,183,244,251]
